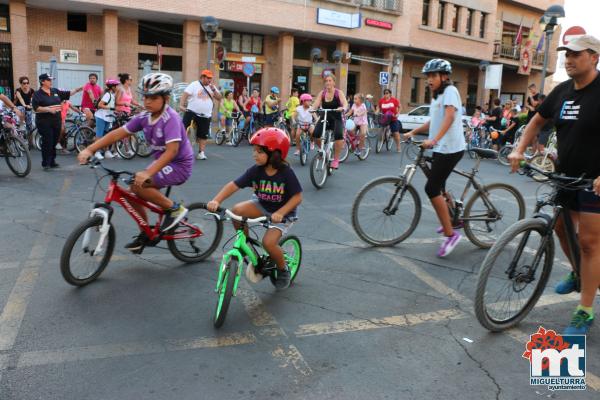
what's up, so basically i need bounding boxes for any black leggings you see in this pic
[37,117,61,167]
[424,151,464,199]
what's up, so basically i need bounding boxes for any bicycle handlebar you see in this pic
[521,163,593,189]
[197,203,280,224]
[86,157,135,182]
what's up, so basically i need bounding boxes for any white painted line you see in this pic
[237,285,279,328]
[271,344,313,377]
[295,308,466,338]
[17,332,257,368]
[0,262,20,270]
[462,337,474,343]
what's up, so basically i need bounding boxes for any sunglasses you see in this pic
[22,82,29,85]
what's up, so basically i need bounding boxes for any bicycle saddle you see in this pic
[471,148,498,159]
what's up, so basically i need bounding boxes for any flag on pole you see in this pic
[536,34,545,52]
[515,22,524,46]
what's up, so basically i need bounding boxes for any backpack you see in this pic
[94,92,113,110]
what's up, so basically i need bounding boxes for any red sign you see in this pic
[365,18,393,30]
[216,46,225,63]
[563,26,586,45]
[226,61,262,74]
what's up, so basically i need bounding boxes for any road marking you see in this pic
[272,345,313,378]
[295,308,465,338]
[16,332,256,368]
[238,286,279,328]
[0,262,20,270]
[0,177,71,351]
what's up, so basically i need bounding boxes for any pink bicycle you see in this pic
[340,118,371,162]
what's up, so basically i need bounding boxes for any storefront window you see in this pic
[424,85,431,103]
[294,42,312,60]
[223,31,263,55]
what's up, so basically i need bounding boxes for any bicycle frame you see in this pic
[214,229,259,296]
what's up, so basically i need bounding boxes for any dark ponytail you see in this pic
[118,73,130,85]
[433,74,454,100]
[263,148,289,170]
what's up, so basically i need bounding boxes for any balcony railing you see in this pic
[493,41,545,66]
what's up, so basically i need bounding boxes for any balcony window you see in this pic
[466,9,474,36]
[67,13,87,32]
[438,2,446,30]
[222,31,264,55]
[0,5,9,32]
[452,5,460,33]
[479,13,487,39]
[499,22,531,59]
[422,0,430,26]
[139,21,183,48]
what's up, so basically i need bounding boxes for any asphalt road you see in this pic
[0,141,598,400]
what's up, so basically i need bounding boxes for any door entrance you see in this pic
[293,67,310,94]
[347,72,358,97]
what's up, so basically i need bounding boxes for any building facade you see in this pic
[0,0,562,112]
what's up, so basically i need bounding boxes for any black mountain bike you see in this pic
[474,163,593,331]
[352,139,525,248]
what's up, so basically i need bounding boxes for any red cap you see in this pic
[201,69,213,78]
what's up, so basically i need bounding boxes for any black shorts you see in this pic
[314,117,344,141]
[264,113,277,126]
[557,189,600,214]
[538,130,552,146]
[183,111,211,140]
[390,120,402,133]
[424,151,464,198]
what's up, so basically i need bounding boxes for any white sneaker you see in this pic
[94,151,104,160]
[55,143,63,150]
[198,151,207,160]
[104,150,115,159]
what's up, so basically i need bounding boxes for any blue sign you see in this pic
[379,72,389,86]
[242,63,255,77]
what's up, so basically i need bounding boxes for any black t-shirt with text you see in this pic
[538,72,600,178]
[234,165,302,217]
[488,107,503,130]
[527,93,540,121]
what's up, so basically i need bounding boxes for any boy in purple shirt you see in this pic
[78,73,193,252]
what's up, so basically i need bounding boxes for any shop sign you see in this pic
[226,61,262,74]
[59,49,79,64]
[365,19,393,30]
[317,8,360,29]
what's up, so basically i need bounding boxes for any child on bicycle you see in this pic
[93,78,119,159]
[345,93,368,154]
[77,73,194,252]
[292,93,316,156]
[207,127,302,289]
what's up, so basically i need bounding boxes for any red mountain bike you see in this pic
[60,159,223,286]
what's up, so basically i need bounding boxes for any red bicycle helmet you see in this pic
[249,127,290,160]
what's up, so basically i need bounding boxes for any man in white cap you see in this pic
[509,34,600,335]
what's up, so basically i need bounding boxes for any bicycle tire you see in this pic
[385,132,393,151]
[215,129,226,145]
[75,127,96,154]
[497,146,512,166]
[376,129,385,153]
[280,235,302,284]
[474,218,554,331]
[309,152,328,189]
[530,154,555,182]
[463,183,526,249]
[352,176,421,246]
[60,216,116,286]
[167,203,224,263]
[213,258,238,328]
[34,129,42,151]
[132,133,152,157]
[115,137,136,159]
[339,138,350,163]
[5,135,31,177]
[232,129,242,147]
[299,138,308,166]
[358,137,371,161]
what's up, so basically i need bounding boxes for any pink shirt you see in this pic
[116,86,133,113]
[81,82,102,110]
[352,103,368,126]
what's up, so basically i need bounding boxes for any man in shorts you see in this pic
[81,73,102,124]
[509,35,600,334]
[179,69,222,160]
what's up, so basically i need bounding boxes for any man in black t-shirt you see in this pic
[525,83,540,122]
[509,35,600,335]
[485,98,503,148]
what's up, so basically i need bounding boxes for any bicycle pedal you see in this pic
[129,245,145,255]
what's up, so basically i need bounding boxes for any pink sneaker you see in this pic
[436,222,464,234]
[331,159,339,169]
[437,231,462,257]
[294,150,300,156]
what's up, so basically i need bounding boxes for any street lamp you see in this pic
[539,5,565,94]
[202,16,219,70]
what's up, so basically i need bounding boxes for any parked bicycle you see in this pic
[0,110,31,177]
[60,158,223,287]
[351,139,525,248]
[528,131,557,182]
[474,162,591,331]
[205,206,302,328]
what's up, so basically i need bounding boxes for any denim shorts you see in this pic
[250,197,296,234]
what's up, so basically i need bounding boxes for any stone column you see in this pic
[336,40,349,94]
[103,10,119,79]
[182,20,200,83]
[429,0,439,28]
[472,11,482,39]
[444,3,454,32]
[9,0,28,84]
[458,7,468,35]
[278,33,294,99]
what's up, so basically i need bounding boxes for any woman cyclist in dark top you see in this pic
[311,72,348,169]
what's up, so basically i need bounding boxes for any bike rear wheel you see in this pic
[132,132,152,157]
[215,129,226,145]
[310,152,328,189]
[60,216,116,286]
[497,145,512,166]
[4,135,31,177]
[75,127,96,153]
[115,136,136,159]
[213,258,239,328]
[474,218,554,331]
[352,176,421,246]
[463,183,525,249]
[339,138,350,163]
[167,203,224,263]
[358,137,371,161]
[530,154,555,182]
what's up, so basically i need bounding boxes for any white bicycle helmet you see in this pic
[139,73,173,96]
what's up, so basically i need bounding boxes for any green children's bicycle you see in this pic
[200,204,302,328]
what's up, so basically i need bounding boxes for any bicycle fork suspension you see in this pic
[83,208,111,257]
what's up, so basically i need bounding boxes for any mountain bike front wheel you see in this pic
[75,127,96,154]
[60,216,116,287]
[474,218,554,331]
[4,135,31,177]
[215,129,226,145]
[310,152,328,189]
[352,176,421,246]
[213,258,239,328]
[280,235,302,284]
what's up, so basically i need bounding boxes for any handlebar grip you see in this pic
[197,202,224,213]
